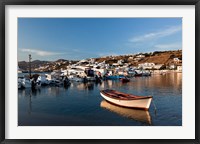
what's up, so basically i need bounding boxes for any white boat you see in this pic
[63,77,71,86]
[100,100,151,124]
[142,71,151,76]
[100,89,152,110]
[37,75,50,85]
[21,78,32,88]
[35,81,41,89]
[47,78,63,86]
[54,80,63,86]
[18,81,22,89]
[87,76,95,81]
[68,75,84,82]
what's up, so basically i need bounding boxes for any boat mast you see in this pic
[29,54,32,78]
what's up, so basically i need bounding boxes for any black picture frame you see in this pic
[0,0,199,144]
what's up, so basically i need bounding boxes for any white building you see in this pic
[117,59,124,65]
[173,58,181,63]
[154,64,164,70]
[177,66,182,72]
[136,54,145,58]
[138,63,155,69]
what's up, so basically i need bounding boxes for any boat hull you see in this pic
[120,78,130,83]
[100,92,152,110]
[106,75,125,80]
[21,79,32,88]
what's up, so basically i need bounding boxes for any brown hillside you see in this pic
[137,50,182,66]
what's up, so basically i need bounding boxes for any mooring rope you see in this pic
[152,98,157,115]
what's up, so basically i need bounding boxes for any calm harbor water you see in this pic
[18,72,182,126]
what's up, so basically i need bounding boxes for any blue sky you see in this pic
[18,18,182,61]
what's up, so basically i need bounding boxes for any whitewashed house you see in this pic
[169,64,176,70]
[117,59,124,65]
[138,63,155,69]
[173,58,181,63]
[136,54,145,58]
[154,64,164,70]
[177,65,182,72]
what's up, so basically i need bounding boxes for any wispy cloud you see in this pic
[20,48,64,56]
[154,43,182,49]
[129,25,182,43]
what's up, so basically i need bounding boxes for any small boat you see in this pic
[63,77,71,87]
[68,75,84,82]
[37,75,50,86]
[142,71,151,77]
[87,76,95,81]
[105,75,125,80]
[95,75,102,83]
[134,74,142,77]
[35,81,41,89]
[21,78,32,88]
[100,89,152,110]
[18,78,23,89]
[49,79,63,86]
[18,81,22,89]
[134,70,142,77]
[120,77,130,83]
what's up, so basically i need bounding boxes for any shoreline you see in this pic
[150,69,182,75]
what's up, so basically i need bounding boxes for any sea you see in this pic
[18,72,182,126]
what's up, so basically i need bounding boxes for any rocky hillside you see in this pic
[18,50,182,71]
[18,59,78,72]
[18,60,50,71]
[132,50,182,66]
[95,50,182,66]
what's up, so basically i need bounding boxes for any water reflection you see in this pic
[100,100,152,125]
[18,88,33,115]
[76,82,102,91]
[18,73,182,126]
[76,82,94,91]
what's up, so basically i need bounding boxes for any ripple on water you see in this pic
[18,73,182,126]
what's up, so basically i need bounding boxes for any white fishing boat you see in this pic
[87,76,95,81]
[37,75,50,86]
[18,80,22,89]
[100,89,152,110]
[21,78,32,88]
[142,71,151,76]
[63,77,71,86]
[68,75,84,82]
[35,81,41,89]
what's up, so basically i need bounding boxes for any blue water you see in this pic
[18,73,182,126]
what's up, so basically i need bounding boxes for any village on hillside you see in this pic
[18,50,182,74]
[18,50,182,89]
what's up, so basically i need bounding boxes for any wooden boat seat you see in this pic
[101,89,152,100]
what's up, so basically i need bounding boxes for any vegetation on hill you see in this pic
[18,50,182,72]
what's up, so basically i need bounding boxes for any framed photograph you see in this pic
[0,0,199,144]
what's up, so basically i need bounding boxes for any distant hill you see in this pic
[94,50,182,67]
[55,59,68,62]
[18,60,52,71]
[134,50,182,66]
[18,50,182,71]
[18,59,78,71]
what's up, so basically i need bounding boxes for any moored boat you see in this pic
[37,75,50,86]
[21,78,32,88]
[18,81,22,89]
[105,75,125,80]
[100,89,152,110]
